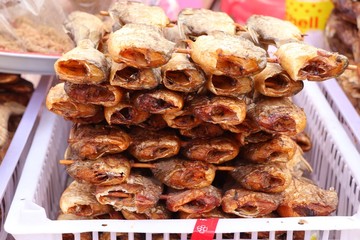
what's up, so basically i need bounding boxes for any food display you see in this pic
[44,2,349,239]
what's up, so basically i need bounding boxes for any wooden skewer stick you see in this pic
[347,64,358,71]
[99,10,110,16]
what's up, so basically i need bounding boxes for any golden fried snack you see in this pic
[179,122,224,139]
[165,185,222,213]
[121,204,172,220]
[185,31,267,77]
[46,83,104,123]
[248,97,306,136]
[246,15,303,47]
[67,123,131,159]
[60,181,112,217]
[54,39,111,84]
[275,42,349,81]
[206,74,253,97]
[108,24,175,68]
[222,186,282,217]
[162,106,202,129]
[110,62,161,90]
[191,95,246,125]
[128,127,180,162]
[181,136,239,164]
[109,1,170,28]
[151,158,216,190]
[277,177,338,217]
[253,63,304,97]
[240,135,297,163]
[177,8,236,38]
[95,174,163,213]
[64,82,124,107]
[65,154,131,186]
[230,162,292,193]
[133,89,184,114]
[161,53,206,93]
[64,11,104,47]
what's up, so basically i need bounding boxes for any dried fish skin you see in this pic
[179,122,225,139]
[188,31,267,77]
[54,40,111,84]
[275,42,349,81]
[253,62,304,97]
[206,74,253,97]
[162,106,202,130]
[108,23,175,68]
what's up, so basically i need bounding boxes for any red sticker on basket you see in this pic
[191,218,219,240]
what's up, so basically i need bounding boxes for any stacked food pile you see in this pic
[46,1,348,239]
[325,0,360,114]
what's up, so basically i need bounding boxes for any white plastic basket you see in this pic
[0,75,54,240]
[5,81,360,240]
[318,79,360,152]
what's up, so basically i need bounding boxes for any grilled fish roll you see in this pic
[64,11,104,47]
[277,177,338,217]
[177,8,236,38]
[182,136,239,164]
[60,181,112,217]
[104,101,150,125]
[246,15,303,47]
[95,174,163,213]
[291,131,312,152]
[66,154,132,186]
[64,82,124,107]
[161,53,206,93]
[121,204,171,220]
[46,83,104,123]
[68,123,131,159]
[133,89,184,114]
[253,63,304,97]
[191,95,246,125]
[110,62,161,90]
[248,97,306,136]
[165,185,222,213]
[179,122,224,139]
[108,24,175,68]
[222,186,282,218]
[179,207,233,219]
[151,158,216,190]
[109,1,170,28]
[128,127,181,162]
[54,39,110,84]
[240,135,297,163]
[206,74,253,97]
[275,42,349,81]
[162,106,202,129]
[138,114,168,131]
[187,31,267,77]
[230,162,292,193]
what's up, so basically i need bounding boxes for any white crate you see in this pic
[0,76,54,240]
[318,79,360,152]
[5,81,360,240]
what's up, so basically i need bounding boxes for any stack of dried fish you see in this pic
[45,2,345,238]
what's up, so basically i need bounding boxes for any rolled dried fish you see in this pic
[65,154,131,186]
[64,82,124,107]
[253,62,304,97]
[179,122,224,139]
[275,42,349,81]
[108,23,175,68]
[133,89,184,114]
[0,73,19,84]
[161,53,206,93]
[206,74,253,97]
[246,15,303,47]
[121,204,171,220]
[277,177,338,217]
[0,77,34,93]
[95,174,163,213]
[108,1,170,28]
[187,31,267,77]
[181,136,239,164]
[291,131,312,152]
[60,181,112,217]
[179,207,233,219]
[230,162,292,193]
[162,106,202,129]
[191,95,246,125]
[110,62,161,90]
[54,39,111,84]
[165,185,222,213]
[128,127,180,162]
[151,158,216,190]
[240,135,297,163]
[138,114,168,131]
[64,11,104,47]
